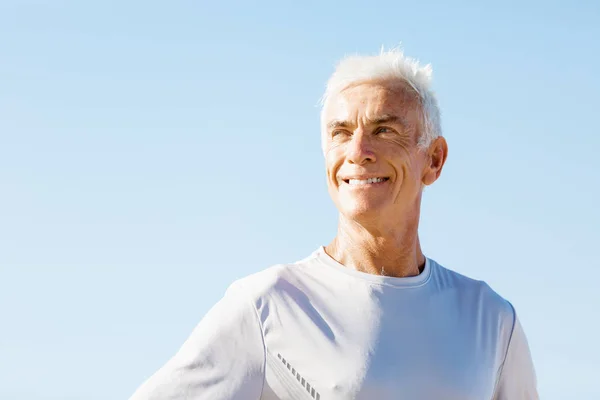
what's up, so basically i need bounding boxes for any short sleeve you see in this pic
[129,283,266,400]
[494,314,539,400]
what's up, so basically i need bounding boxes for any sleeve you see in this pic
[494,314,539,400]
[129,283,266,400]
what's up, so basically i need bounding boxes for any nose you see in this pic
[346,132,376,165]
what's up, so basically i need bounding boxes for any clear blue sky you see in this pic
[1,1,598,399]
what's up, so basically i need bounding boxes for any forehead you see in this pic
[323,81,420,125]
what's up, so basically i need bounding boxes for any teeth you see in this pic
[348,177,386,185]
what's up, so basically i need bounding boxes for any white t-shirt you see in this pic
[130,247,538,399]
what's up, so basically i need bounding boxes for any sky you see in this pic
[0,0,599,398]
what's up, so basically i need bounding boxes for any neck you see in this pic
[324,212,425,278]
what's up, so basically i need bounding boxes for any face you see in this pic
[322,81,446,223]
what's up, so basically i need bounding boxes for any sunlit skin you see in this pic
[322,81,448,278]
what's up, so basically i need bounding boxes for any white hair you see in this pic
[320,47,442,150]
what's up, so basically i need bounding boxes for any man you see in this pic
[130,48,538,399]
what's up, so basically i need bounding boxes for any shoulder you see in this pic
[225,250,321,305]
[429,258,516,322]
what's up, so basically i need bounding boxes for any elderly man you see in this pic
[130,49,538,399]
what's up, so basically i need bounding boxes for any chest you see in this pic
[259,293,502,400]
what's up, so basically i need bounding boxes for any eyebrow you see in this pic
[326,114,406,130]
[371,114,403,126]
[326,120,351,130]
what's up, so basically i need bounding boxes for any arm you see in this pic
[494,314,539,400]
[129,283,265,400]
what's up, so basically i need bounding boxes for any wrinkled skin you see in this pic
[322,81,448,277]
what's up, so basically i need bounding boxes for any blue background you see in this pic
[1,1,598,398]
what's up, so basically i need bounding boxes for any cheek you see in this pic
[401,155,426,190]
[390,153,421,189]
[325,147,344,178]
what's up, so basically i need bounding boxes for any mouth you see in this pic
[341,177,390,186]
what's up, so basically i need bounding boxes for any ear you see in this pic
[422,137,448,186]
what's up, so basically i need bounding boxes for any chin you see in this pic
[339,199,388,221]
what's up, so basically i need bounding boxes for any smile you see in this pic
[342,177,390,186]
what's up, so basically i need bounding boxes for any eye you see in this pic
[332,130,349,138]
[375,126,393,135]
